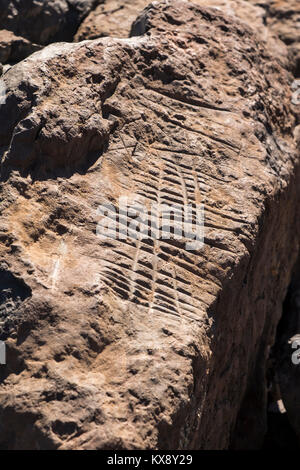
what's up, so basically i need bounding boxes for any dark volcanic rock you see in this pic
[0,0,299,450]
[0,0,99,64]
[0,30,41,65]
[0,0,98,45]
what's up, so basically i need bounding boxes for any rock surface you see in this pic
[76,0,299,73]
[0,0,299,450]
[0,0,99,64]
[74,0,274,45]
[75,0,149,41]
[247,0,300,75]
[0,30,41,65]
[0,0,98,45]
[1,0,298,69]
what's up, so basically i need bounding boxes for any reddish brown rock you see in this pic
[75,0,149,41]
[0,30,41,65]
[0,0,299,450]
[75,0,288,68]
[247,0,300,75]
[75,0,270,42]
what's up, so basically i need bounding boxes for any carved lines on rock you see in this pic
[99,150,210,323]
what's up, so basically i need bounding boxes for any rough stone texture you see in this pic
[194,0,288,66]
[75,0,288,70]
[0,0,99,64]
[75,0,149,41]
[0,30,41,65]
[0,0,299,450]
[75,0,275,47]
[1,0,297,68]
[247,0,300,76]
[0,0,98,45]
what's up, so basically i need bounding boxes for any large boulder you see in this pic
[75,0,288,67]
[75,0,150,41]
[0,0,299,449]
[75,0,272,43]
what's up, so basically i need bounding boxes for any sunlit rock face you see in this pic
[0,0,299,450]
